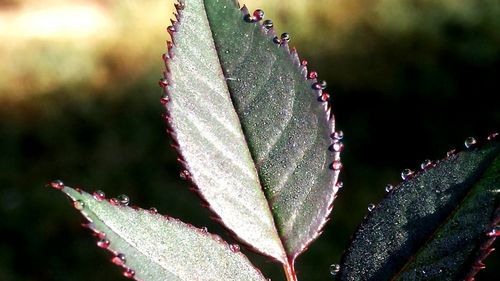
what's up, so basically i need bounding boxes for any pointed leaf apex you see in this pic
[51,185,268,281]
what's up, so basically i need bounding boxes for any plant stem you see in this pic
[283,259,298,281]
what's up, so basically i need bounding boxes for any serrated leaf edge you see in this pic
[58,184,267,281]
[463,200,500,280]
[160,0,342,265]
[338,134,500,279]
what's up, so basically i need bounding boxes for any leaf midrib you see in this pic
[200,0,289,260]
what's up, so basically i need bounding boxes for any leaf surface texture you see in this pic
[164,0,339,262]
[60,186,267,281]
[338,140,500,281]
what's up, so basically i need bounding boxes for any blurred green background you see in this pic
[0,0,499,280]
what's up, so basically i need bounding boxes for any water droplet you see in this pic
[464,137,477,149]
[49,180,64,190]
[385,184,394,193]
[331,141,344,152]
[213,235,222,242]
[73,200,85,210]
[160,93,169,105]
[420,159,433,170]
[158,78,168,88]
[201,227,208,233]
[272,36,281,44]
[97,238,110,249]
[109,198,119,205]
[280,32,290,43]
[487,226,500,237]
[117,194,130,206]
[253,9,264,21]
[149,207,158,214]
[308,71,318,79]
[367,203,376,212]
[331,160,343,170]
[93,190,106,201]
[162,53,169,61]
[446,149,457,157]
[401,169,414,180]
[320,92,330,102]
[301,60,308,66]
[332,130,344,140]
[330,263,340,275]
[123,268,135,278]
[263,19,273,29]
[229,244,240,253]
[312,80,327,90]
[336,181,344,189]
[166,25,175,35]
[112,253,126,266]
[180,170,191,180]
[487,132,499,141]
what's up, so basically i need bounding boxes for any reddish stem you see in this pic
[283,258,298,281]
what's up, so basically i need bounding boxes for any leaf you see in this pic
[162,0,340,267]
[55,185,268,281]
[338,138,500,281]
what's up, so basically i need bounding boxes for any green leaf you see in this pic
[163,0,339,266]
[57,185,267,281]
[338,139,500,281]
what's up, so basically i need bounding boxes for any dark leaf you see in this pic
[338,138,500,281]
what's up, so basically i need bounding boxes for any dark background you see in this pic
[0,0,499,280]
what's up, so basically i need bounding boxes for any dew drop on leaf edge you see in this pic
[117,194,130,206]
[49,179,64,190]
[229,244,240,253]
[97,238,110,249]
[263,19,273,29]
[180,170,191,180]
[312,80,327,90]
[330,263,340,276]
[420,159,433,170]
[280,32,290,43]
[123,268,135,278]
[385,184,394,193]
[331,160,343,171]
[73,200,85,211]
[309,71,318,79]
[367,203,376,212]
[332,130,344,140]
[93,190,106,201]
[401,169,414,180]
[112,253,126,266]
[464,136,477,149]
[332,141,344,152]
[253,9,264,21]
[160,94,169,105]
[487,132,499,140]
[336,181,344,189]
